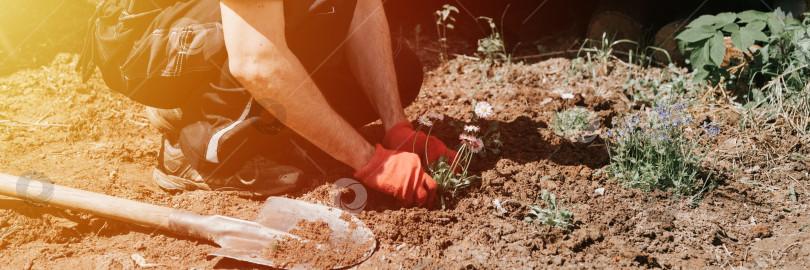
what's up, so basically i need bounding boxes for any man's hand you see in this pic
[382,122,458,166]
[354,144,437,208]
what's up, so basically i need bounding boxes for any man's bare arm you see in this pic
[344,0,409,132]
[219,0,374,171]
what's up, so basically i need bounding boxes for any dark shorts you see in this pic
[171,0,424,179]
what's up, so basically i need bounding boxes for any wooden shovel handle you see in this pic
[0,173,176,231]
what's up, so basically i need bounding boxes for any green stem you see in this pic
[412,124,423,154]
[424,126,434,163]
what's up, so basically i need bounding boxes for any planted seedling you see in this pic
[417,101,503,208]
[434,4,459,62]
[551,107,600,143]
[507,190,574,230]
[789,185,798,202]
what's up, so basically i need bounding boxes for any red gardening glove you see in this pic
[382,122,458,166]
[354,144,438,208]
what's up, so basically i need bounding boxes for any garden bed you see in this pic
[0,53,808,269]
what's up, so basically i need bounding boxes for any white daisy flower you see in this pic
[429,112,445,121]
[459,133,474,142]
[417,114,433,127]
[474,101,493,119]
[472,137,485,153]
[460,134,485,153]
[561,93,575,99]
[464,125,480,133]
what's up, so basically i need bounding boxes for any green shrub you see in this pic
[678,9,810,135]
[746,11,810,135]
[676,11,768,84]
[605,102,718,197]
[551,107,593,137]
[676,9,808,89]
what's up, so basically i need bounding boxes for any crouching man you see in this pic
[93,0,458,207]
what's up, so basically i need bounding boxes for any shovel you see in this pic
[0,172,376,269]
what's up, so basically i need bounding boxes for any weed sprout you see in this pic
[506,190,574,230]
[434,5,459,62]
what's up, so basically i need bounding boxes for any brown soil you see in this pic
[289,220,332,244]
[262,220,372,269]
[1,52,809,269]
[339,212,359,231]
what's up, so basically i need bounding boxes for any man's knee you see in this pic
[393,40,423,108]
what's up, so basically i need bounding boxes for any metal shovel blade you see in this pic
[208,197,376,269]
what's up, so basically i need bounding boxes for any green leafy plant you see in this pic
[507,190,574,230]
[622,64,705,103]
[551,107,594,137]
[429,146,480,209]
[675,9,790,84]
[465,16,511,85]
[745,11,810,135]
[434,4,459,62]
[476,16,508,68]
[677,9,810,135]
[605,102,719,198]
[566,33,638,87]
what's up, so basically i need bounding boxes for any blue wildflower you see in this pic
[702,121,720,138]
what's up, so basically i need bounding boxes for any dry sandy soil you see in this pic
[0,50,809,269]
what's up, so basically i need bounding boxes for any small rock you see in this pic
[515,246,531,257]
[750,225,772,238]
[755,258,769,268]
[552,256,565,265]
[594,188,605,196]
[131,253,160,268]
[540,180,558,190]
[47,215,78,230]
